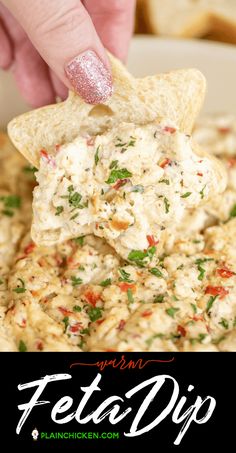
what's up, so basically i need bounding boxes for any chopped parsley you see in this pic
[73,236,85,246]
[23,165,38,174]
[0,278,3,285]
[181,192,192,198]
[0,195,21,208]
[118,268,133,283]
[0,194,21,217]
[18,340,27,352]
[166,307,179,318]
[219,318,229,329]
[80,328,90,335]
[70,213,79,221]
[154,294,165,303]
[73,305,82,312]
[159,179,170,185]
[127,288,134,304]
[61,185,85,210]
[100,278,112,287]
[131,185,144,193]
[164,197,170,214]
[200,184,207,199]
[2,210,14,217]
[190,333,207,345]
[198,333,207,343]
[71,276,83,287]
[94,146,100,166]
[195,258,214,281]
[229,203,236,219]
[128,246,156,267]
[105,168,132,184]
[55,206,64,216]
[13,278,26,294]
[109,160,118,170]
[191,303,197,314]
[62,316,69,332]
[88,307,102,322]
[206,295,218,313]
[146,333,164,347]
[115,136,136,150]
[149,268,163,278]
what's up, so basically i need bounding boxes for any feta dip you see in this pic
[32,119,222,262]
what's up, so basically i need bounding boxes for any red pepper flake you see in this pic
[113,178,128,190]
[197,172,203,177]
[54,253,64,266]
[192,314,204,322]
[40,149,56,167]
[21,318,26,327]
[217,267,235,279]
[24,242,35,255]
[55,144,61,152]
[177,325,186,337]
[146,235,159,247]
[86,137,95,146]
[164,126,176,134]
[205,285,229,299]
[38,257,48,267]
[117,319,126,331]
[84,291,101,307]
[36,340,44,351]
[119,282,136,293]
[59,307,73,316]
[159,158,171,168]
[96,319,104,325]
[198,160,203,163]
[218,126,231,134]
[66,256,80,269]
[228,158,236,168]
[141,310,152,318]
[70,323,82,333]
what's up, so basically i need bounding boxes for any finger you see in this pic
[4,0,113,104]
[83,0,136,62]
[12,38,56,108]
[0,22,13,69]
[49,69,68,101]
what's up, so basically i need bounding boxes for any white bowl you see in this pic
[1,36,236,129]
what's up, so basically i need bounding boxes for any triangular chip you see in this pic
[8,53,206,168]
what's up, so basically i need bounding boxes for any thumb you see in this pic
[4,0,113,104]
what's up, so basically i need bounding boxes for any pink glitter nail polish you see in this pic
[65,50,113,104]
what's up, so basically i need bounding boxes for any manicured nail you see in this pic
[65,50,113,104]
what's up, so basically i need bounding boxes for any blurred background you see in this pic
[135,0,236,45]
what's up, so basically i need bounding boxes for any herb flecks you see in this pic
[0,195,21,217]
[13,278,26,294]
[195,258,214,281]
[128,246,156,268]
[206,295,218,313]
[106,168,132,184]
[71,276,83,287]
[88,307,103,322]
[55,206,64,216]
[166,307,179,318]
[118,268,134,283]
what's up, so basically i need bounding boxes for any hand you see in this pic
[0,0,135,107]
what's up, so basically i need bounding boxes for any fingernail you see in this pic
[65,50,113,104]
